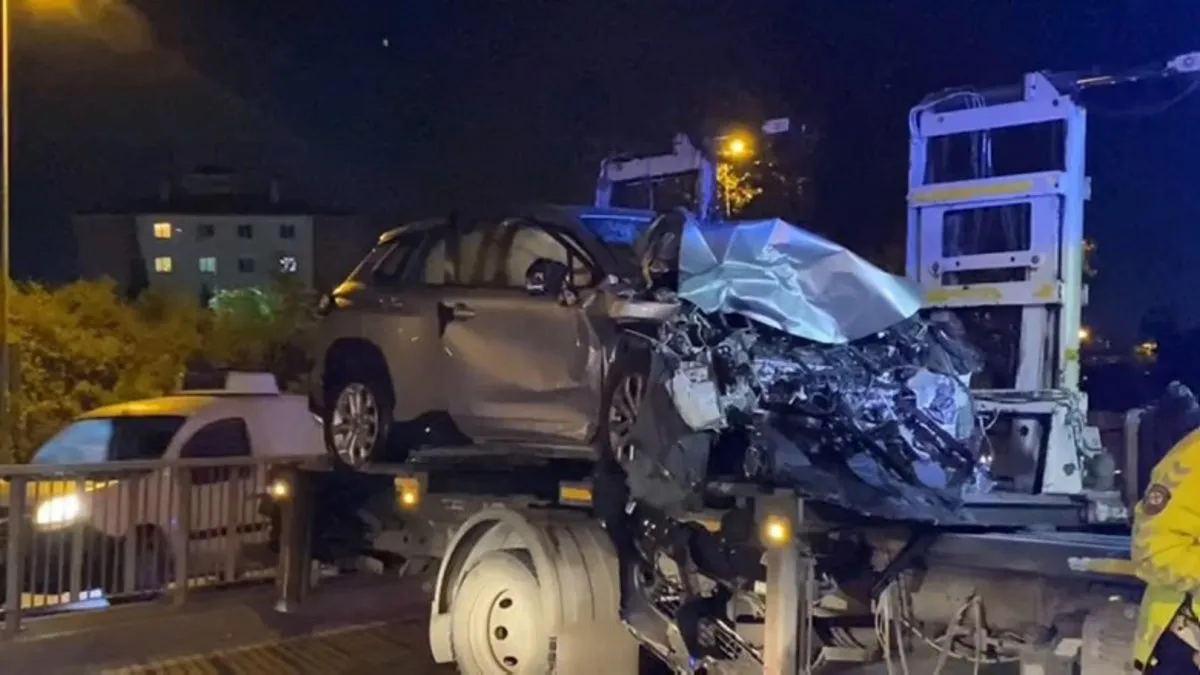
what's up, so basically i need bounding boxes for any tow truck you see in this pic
[296,52,1200,674]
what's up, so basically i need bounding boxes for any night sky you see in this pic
[11,0,1200,345]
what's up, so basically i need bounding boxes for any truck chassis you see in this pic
[314,449,1140,675]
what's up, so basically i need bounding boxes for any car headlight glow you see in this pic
[35,494,84,528]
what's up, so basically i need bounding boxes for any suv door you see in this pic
[352,227,450,421]
[438,217,605,446]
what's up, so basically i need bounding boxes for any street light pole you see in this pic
[0,0,11,454]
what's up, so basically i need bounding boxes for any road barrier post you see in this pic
[4,475,26,636]
[172,467,192,607]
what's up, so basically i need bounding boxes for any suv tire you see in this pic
[597,345,651,463]
[323,358,395,468]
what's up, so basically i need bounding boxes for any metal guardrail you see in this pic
[0,456,321,635]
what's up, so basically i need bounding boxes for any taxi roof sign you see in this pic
[181,370,280,395]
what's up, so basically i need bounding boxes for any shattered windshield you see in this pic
[31,416,186,465]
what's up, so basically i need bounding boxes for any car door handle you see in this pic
[441,302,476,321]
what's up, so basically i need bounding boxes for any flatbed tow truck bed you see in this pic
[358,453,1135,580]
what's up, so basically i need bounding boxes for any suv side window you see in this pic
[491,222,595,289]
[371,232,427,286]
[457,226,491,285]
[409,222,491,286]
[180,418,253,484]
[414,230,449,285]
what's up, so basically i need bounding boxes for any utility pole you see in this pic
[1,0,13,458]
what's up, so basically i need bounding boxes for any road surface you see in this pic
[0,576,1034,674]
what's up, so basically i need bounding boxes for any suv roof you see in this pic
[374,203,657,246]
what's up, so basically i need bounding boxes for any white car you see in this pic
[10,372,325,600]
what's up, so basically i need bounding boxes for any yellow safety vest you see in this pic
[1134,586,1197,667]
[1132,428,1200,667]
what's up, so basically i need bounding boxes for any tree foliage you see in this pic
[716,162,764,216]
[200,277,319,393]
[3,278,316,462]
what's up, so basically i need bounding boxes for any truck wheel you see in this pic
[324,369,394,469]
[433,513,639,674]
[1080,602,1138,675]
[450,551,549,674]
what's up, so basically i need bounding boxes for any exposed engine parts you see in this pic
[623,305,986,525]
[596,304,998,671]
[592,211,1010,671]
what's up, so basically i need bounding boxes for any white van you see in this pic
[11,372,325,600]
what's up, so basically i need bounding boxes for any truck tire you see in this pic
[450,551,550,674]
[323,362,394,469]
[432,511,639,674]
[1080,602,1138,675]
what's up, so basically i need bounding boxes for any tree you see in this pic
[201,277,319,393]
[716,161,764,216]
[5,280,202,461]
[2,277,319,462]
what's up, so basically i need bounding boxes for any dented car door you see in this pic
[440,219,605,446]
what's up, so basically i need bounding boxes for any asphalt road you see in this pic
[0,576,1042,674]
[3,576,450,675]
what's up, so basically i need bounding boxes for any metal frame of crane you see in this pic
[906,70,1096,498]
[908,51,1200,518]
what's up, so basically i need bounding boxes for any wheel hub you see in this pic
[331,383,379,465]
[474,590,537,672]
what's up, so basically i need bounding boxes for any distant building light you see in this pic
[1079,326,1092,342]
[153,222,172,239]
[279,255,298,274]
[154,256,173,273]
[199,256,217,273]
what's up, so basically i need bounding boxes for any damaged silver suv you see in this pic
[312,205,983,523]
[311,204,666,467]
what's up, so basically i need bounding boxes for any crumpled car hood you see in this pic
[676,216,922,344]
[622,214,984,526]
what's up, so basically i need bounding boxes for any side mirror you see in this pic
[523,258,570,297]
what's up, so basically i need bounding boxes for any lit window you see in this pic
[154,256,173,273]
[279,255,298,273]
[153,222,172,239]
[199,256,217,273]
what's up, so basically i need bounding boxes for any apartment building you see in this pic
[73,167,369,299]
